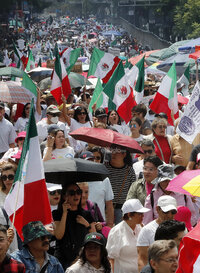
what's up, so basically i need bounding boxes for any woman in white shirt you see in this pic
[106,199,150,273]
[43,129,74,161]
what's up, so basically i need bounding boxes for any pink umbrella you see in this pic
[166,170,200,196]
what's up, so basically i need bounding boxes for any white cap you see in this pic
[46,183,62,192]
[122,199,150,216]
[157,195,177,212]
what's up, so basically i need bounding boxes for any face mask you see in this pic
[50,116,59,124]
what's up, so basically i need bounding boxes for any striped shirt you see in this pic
[105,162,136,204]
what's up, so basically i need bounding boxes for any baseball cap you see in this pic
[46,183,62,192]
[122,199,150,216]
[151,164,175,184]
[157,195,177,212]
[47,124,60,134]
[83,232,106,247]
[95,107,107,118]
[174,206,192,231]
[0,102,5,109]
[79,151,94,161]
[15,131,26,143]
[22,221,51,244]
[46,105,61,114]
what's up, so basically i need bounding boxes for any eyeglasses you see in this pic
[49,113,59,117]
[94,156,101,160]
[78,112,86,115]
[110,148,126,154]
[161,209,177,215]
[129,124,137,128]
[157,125,167,129]
[143,149,153,154]
[160,258,178,263]
[67,189,82,196]
[49,190,62,195]
[1,174,15,181]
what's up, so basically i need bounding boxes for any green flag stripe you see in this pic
[168,62,177,100]
[135,56,144,93]
[54,44,62,82]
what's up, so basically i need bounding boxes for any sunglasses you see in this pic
[1,174,15,181]
[157,125,167,129]
[17,137,25,141]
[162,209,177,215]
[143,149,153,154]
[25,107,30,110]
[78,112,86,115]
[67,189,82,196]
[49,113,60,117]
[129,123,137,128]
[49,190,62,195]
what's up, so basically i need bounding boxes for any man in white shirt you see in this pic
[137,195,177,272]
[0,102,16,158]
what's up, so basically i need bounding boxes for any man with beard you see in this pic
[11,221,64,273]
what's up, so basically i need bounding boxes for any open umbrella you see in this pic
[28,67,53,82]
[68,72,92,88]
[69,127,143,154]
[38,77,51,91]
[166,170,200,196]
[178,37,200,52]
[0,81,36,103]
[0,67,24,78]
[44,158,109,184]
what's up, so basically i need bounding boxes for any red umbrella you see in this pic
[178,94,189,104]
[69,127,144,154]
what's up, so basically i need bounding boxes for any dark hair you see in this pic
[130,117,142,127]
[144,156,163,168]
[74,106,90,122]
[155,220,185,241]
[21,103,30,118]
[107,110,121,125]
[141,139,155,150]
[90,146,105,163]
[0,224,7,235]
[1,163,17,191]
[132,104,147,117]
[57,183,82,213]
[123,212,136,221]
[80,244,111,273]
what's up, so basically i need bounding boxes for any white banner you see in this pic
[177,81,200,144]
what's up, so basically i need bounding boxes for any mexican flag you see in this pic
[177,65,190,96]
[26,47,35,72]
[103,61,136,123]
[88,47,120,84]
[4,100,52,240]
[88,78,108,113]
[50,44,72,105]
[176,221,200,273]
[60,47,81,73]
[150,62,178,125]
[13,42,27,69]
[127,56,144,104]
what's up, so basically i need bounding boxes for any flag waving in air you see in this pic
[88,47,120,84]
[150,61,178,125]
[26,47,35,72]
[60,47,81,74]
[177,65,190,96]
[13,42,27,70]
[103,61,136,123]
[50,44,71,104]
[4,100,52,239]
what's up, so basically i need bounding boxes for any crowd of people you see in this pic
[0,15,199,273]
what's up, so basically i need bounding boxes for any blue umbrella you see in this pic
[102,30,122,37]
[178,37,200,52]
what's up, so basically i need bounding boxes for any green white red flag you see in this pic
[26,47,35,72]
[177,65,190,96]
[88,47,120,84]
[13,42,27,70]
[50,44,72,104]
[103,61,136,123]
[150,61,179,125]
[61,47,81,74]
[88,78,108,113]
[4,100,52,239]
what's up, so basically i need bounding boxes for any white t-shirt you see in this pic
[88,177,114,219]
[107,221,142,273]
[15,112,41,132]
[37,119,68,143]
[133,159,144,180]
[70,118,92,132]
[43,146,75,159]
[0,118,17,153]
[137,220,159,247]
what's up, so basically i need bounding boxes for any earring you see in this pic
[129,217,132,221]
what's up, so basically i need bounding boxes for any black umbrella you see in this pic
[44,158,108,184]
